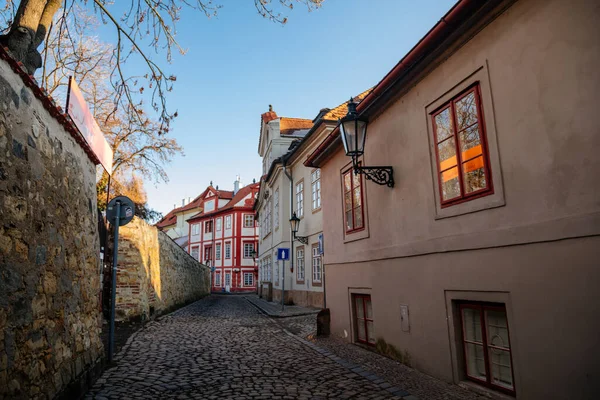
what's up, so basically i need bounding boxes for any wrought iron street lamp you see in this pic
[339,98,394,187]
[289,212,308,245]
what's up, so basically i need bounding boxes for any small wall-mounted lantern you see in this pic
[339,98,394,187]
[289,212,308,244]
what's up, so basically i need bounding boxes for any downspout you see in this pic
[282,156,293,305]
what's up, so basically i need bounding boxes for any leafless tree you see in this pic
[0,0,324,135]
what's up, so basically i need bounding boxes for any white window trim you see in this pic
[243,242,254,259]
[225,242,232,259]
[244,214,254,228]
[215,271,221,286]
[312,246,322,283]
[296,247,305,281]
[243,272,253,287]
[215,243,222,260]
[274,189,279,229]
[296,181,304,217]
[225,215,232,229]
[311,169,321,210]
[216,218,222,232]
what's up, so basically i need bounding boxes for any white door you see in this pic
[225,272,231,292]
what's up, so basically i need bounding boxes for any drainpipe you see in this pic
[282,157,293,307]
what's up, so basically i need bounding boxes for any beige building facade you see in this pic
[306,0,600,398]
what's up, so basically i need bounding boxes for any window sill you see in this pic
[312,281,322,287]
[312,207,322,214]
[458,381,515,399]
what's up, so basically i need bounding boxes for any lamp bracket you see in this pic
[294,235,309,245]
[352,156,394,187]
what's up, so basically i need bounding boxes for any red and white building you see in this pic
[187,178,260,293]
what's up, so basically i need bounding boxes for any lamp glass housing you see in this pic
[289,212,300,234]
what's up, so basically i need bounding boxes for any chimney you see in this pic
[174,203,177,209]
[181,198,185,207]
[233,175,242,195]
[187,197,191,205]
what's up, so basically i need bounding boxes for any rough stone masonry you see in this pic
[0,57,103,399]
[114,218,210,322]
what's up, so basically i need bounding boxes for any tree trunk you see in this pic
[0,0,61,75]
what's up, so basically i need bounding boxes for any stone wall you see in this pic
[0,57,103,398]
[114,218,210,321]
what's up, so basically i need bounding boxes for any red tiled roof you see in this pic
[188,182,260,221]
[322,89,373,121]
[154,186,234,229]
[280,117,313,135]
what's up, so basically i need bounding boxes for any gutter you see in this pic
[304,0,485,168]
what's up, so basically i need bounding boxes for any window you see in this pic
[275,260,279,283]
[312,245,321,283]
[215,243,221,260]
[190,246,199,260]
[205,220,213,233]
[296,247,305,281]
[343,169,364,233]
[460,303,514,394]
[225,272,231,286]
[244,272,253,287]
[216,218,222,232]
[204,246,212,263]
[274,189,279,229]
[263,199,272,237]
[243,243,254,259]
[225,215,232,230]
[311,169,321,210]
[267,257,272,282]
[244,214,254,228]
[215,271,221,286]
[296,181,304,217]
[192,224,200,235]
[204,199,215,212]
[353,294,375,345]
[225,242,231,259]
[432,85,492,206]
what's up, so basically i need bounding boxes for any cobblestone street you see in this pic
[87,296,407,399]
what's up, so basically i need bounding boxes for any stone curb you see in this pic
[280,330,419,400]
[244,296,321,318]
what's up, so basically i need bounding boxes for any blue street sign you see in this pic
[211,267,216,272]
[318,233,324,255]
[277,248,290,260]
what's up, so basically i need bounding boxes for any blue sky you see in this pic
[136,0,456,214]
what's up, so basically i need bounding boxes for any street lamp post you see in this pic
[339,97,394,187]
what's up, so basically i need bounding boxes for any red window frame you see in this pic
[459,302,516,396]
[353,294,375,345]
[205,220,213,233]
[342,168,365,233]
[432,83,493,207]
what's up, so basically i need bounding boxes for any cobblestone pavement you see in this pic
[86,296,405,399]
[278,316,483,400]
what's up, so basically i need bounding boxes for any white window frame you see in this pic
[275,259,279,283]
[311,169,321,210]
[243,272,253,287]
[243,243,254,259]
[216,218,222,232]
[192,224,200,235]
[215,243,222,260]
[225,272,231,286]
[215,271,221,286]
[312,246,322,283]
[225,242,232,259]
[244,214,254,228]
[225,215,232,229]
[296,181,304,217]
[296,247,305,281]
